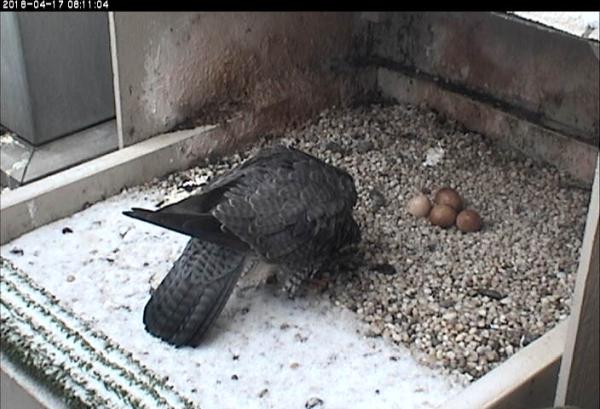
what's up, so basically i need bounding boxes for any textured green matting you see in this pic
[0,257,197,409]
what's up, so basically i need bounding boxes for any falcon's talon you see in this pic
[124,144,361,347]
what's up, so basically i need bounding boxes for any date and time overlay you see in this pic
[2,0,109,10]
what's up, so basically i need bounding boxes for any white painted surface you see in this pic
[1,181,467,409]
[108,12,124,150]
[555,159,600,409]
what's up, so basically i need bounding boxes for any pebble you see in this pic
[476,288,506,300]
[324,141,344,154]
[371,263,397,275]
[368,188,386,210]
[355,140,374,153]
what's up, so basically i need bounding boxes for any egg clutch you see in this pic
[406,187,482,233]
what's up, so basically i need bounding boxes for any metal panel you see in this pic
[0,13,35,139]
[0,12,115,145]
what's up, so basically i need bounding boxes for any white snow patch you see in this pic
[511,11,600,41]
[423,146,445,167]
[1,185,467,408]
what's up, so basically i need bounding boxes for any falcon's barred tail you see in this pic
[143,238,250,347]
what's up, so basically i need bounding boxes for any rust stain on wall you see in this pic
[373,12,599,145]
[119,12,372,146]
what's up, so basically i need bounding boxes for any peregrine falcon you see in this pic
[124,145,361,347]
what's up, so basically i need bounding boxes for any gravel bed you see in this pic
[5,102,587,387]
[292,103,591,380]
[151,102,590,381]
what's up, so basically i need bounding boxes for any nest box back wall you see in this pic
[373,12,599,142]
[370,12,599,183]
[111,12,375,149]
[110,12,598,181]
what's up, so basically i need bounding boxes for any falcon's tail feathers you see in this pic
[123,207,248,251]
[143,239,251,347]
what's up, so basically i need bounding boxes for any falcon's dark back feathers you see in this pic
[124,145,360,269]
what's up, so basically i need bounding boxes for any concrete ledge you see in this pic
[1,120,118,189]
[378,68,598,184]
[0,124,216,245]
[441,319,568,409]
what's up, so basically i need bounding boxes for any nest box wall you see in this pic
[110,12,374,149]
[370,12,599,183]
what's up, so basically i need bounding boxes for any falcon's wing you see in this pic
[122,146,294,248]
[143,239,251,347]
[124,145,360,264]
[214,146,359,266]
